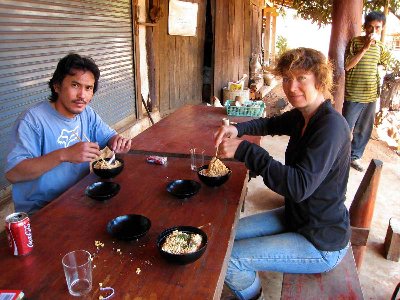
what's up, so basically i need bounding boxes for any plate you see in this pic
[107,214,151,240]
[85,182,120,201]
[166,180,201,199]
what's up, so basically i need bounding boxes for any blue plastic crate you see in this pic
[224,100,265,117]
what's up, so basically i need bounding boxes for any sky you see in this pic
[275,8,400,61]
[276,9,332,57]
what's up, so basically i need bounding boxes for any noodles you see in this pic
[93,159,121,170]
[199,157,230,177]
[162,230,202,254]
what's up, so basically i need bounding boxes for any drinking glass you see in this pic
[190,148,205,171]
[62,250,92,296]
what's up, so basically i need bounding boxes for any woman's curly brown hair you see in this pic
[272,48,334,96]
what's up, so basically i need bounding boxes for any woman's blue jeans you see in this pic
[342,100,376,160]
[224,207,350,300]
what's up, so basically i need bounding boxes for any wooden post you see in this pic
[349,159,383,269]
[263,10,271,65]
[328,0,363,113]
[270,14,276,65]
[381,0,389,43]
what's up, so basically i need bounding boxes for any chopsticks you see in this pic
[72,131,83,142]
[73,131,107,163]
[83,133,90,143]
[215,145,219,158]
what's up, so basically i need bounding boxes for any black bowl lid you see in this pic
[107,214,151,240]
[85,182,120,200]
[166,180,201,199]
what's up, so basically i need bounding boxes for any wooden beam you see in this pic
[381,0,389,43]
[328,0,363,113]
[350,226,370,246]
[263,12,271,64]
[349,159,383,269]
[270,14,276,64]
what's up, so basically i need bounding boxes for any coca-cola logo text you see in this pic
[24,223,34,248]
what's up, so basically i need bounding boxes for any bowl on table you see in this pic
[157,226,208,265]
[92,158,124,179]
[197,165,232,187]
[85,181,120,201]
[166,180,201,199]
[107,214,151,241]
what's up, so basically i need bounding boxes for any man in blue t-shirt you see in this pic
[5,53,132,213]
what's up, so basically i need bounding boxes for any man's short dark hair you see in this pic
[364,11,386,27]
[48,53,100,102]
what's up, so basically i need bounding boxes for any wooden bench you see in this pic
[281,159,383,300]
[281,248,363,299]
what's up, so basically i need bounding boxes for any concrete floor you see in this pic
[238,134,400,299]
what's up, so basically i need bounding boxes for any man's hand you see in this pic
[6,141,101,183]
[64,141,101,163]
[345,36,373,71]
[363,33,376,50]
[108,135,132,153]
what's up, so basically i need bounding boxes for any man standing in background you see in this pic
[343,11,391,172]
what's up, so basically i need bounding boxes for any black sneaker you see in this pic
[350,159,364,172]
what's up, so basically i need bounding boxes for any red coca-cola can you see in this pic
[5,212,34,256]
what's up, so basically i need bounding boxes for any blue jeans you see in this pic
[342,100,376,160]
[224,207,350,300]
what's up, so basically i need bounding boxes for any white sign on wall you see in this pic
[168,0,198,36]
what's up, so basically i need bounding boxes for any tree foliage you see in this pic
[285,0,400,27]
[276,35,290,57]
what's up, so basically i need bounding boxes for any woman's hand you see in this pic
[214,125,238,146]
[217,137,243,159]
[214,125,240,159]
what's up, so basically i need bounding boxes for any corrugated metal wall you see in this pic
[0,0,137,190]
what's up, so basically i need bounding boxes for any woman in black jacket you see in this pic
[215,48,351,300]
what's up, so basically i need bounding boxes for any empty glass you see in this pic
[62,250,92,297]
[190,148,205,171]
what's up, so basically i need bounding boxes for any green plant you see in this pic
[276,35,289,58]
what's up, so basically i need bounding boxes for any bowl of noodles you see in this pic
[157,226,208,265]
[92,158,124,179]
[197,157,231,187]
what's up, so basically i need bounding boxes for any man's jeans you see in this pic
[342,100,376,160]
[224,207,349,300]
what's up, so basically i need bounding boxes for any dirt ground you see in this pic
[221,83,400,299]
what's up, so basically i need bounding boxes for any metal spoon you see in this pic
[109,151,116,165]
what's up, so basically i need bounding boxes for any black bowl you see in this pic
[157,226,208,265]
[85,181,120,201]
[92,158,124,179]
[107,214,151,240]
[166,180,201,199]
[197,165,232,187]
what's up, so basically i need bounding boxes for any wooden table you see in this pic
[130,105,261,157]
[0,154,249,299]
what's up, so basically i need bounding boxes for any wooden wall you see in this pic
[153,0,206,113]
[213,0,263,99]
[213,0,246,98]
[149,0,262,109]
